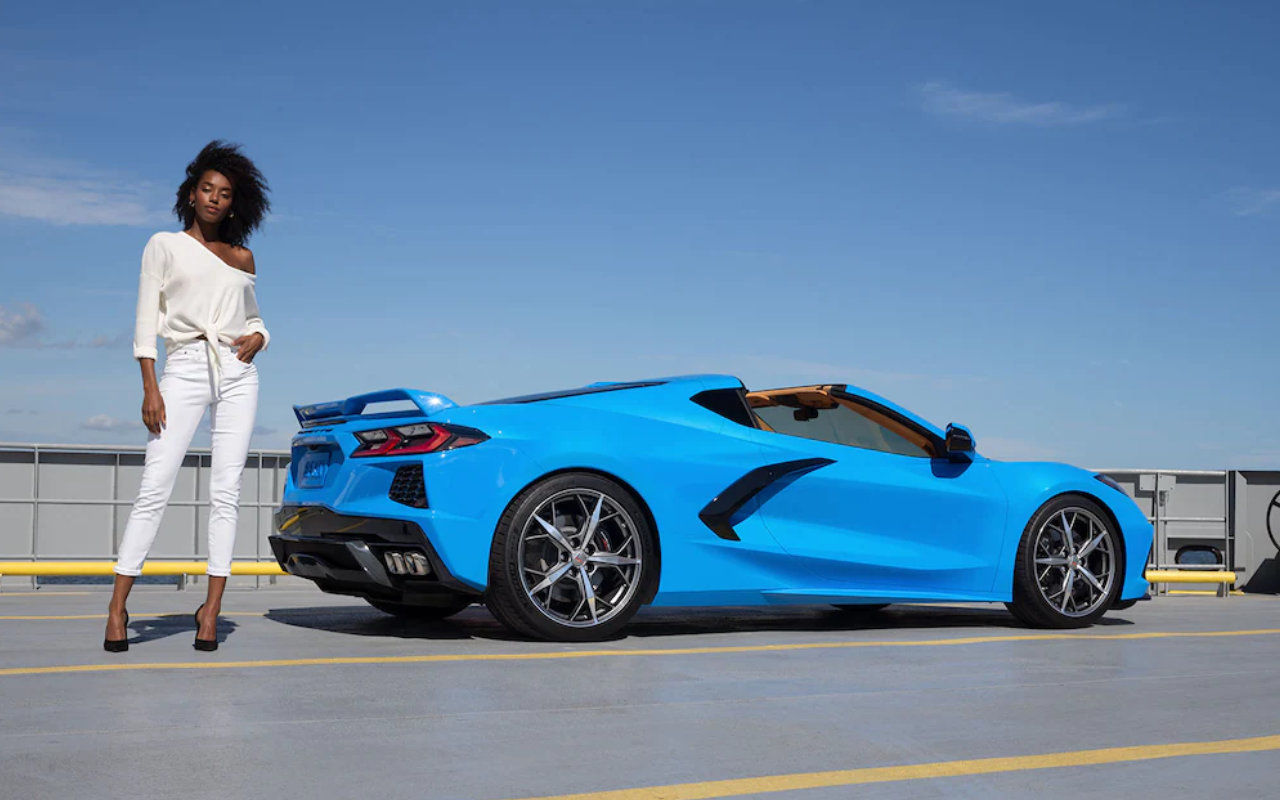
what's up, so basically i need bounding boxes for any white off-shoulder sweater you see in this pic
[132,231,270,374]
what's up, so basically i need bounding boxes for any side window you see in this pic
[691,388,758,429]
[752,393,935,458]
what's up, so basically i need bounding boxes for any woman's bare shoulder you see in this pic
[226,246,256,275]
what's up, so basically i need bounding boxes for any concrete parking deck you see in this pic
[2,590,1277,799]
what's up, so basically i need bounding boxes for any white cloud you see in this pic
[0,132,169,226]
[0,302,127,349]
[0,170,165,226]
[81,414,138,432]
[0,303,45,345]
[1222,187,1280,217]
[918,81,1123,126]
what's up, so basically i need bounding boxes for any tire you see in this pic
[1004,600,1042,627]
[1110,597,1141,611]
[485,472,656,641]
[366,596,473,620]
[1006,495,1122,629]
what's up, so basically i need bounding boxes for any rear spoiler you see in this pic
[293,388,457,428]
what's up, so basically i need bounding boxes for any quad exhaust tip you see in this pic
[383,551,431,576]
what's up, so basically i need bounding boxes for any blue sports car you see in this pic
[270,375,1153,641]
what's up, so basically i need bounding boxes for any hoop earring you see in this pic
[228,211,234,219]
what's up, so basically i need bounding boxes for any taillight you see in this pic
[352,422,488,457]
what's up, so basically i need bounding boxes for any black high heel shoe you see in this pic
[193,603,218,652]
[103,610,129,653]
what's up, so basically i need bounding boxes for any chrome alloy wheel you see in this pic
[516,489,643,628]
[1032,507,1116,617]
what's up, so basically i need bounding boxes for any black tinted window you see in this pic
[692,389,757,428]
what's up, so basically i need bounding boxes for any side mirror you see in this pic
[944,423,975,459]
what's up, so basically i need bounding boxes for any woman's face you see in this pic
[188,169,234,224]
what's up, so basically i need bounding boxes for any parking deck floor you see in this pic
[1,589,1277,799]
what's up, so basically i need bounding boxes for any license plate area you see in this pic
[297,449,332,488]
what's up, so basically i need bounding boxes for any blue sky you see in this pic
[0,1,1276,468]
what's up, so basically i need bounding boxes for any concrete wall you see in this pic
[1232,471,1280,592]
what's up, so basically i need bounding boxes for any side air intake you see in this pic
[388,464,427,508]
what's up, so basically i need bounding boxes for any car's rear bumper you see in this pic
[270,505,481,602]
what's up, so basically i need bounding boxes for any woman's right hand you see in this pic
[142,388,166,434]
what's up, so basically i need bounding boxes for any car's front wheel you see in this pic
[1006,495,1121,628]
[485,473,655,641]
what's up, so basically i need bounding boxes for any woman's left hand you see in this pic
[232,332,265,363]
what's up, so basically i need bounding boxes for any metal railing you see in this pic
[0,441,291,589]
[1092,469,1246,596]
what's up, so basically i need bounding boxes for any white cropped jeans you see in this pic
[115,340,259,578]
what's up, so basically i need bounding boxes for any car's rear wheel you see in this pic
[1007,495,1121,628]
[366,596,473,620]
[486,473,654,641]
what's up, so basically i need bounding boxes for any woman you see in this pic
[104,140,271,653]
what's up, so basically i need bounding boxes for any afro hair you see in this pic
[173,140,271,248]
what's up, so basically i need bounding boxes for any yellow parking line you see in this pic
[501,734,1280,800]
[1,627,1277,677]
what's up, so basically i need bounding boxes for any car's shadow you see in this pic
[264,606,485,641]
[125,612,240,646]
[620,603,1134,638]
[264,602,1135,643]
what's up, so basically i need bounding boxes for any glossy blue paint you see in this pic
[279,374,1153,604]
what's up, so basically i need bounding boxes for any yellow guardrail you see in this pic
[0,563,1233,584]
[1144,569,1236,584]
[0,561,286,576]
